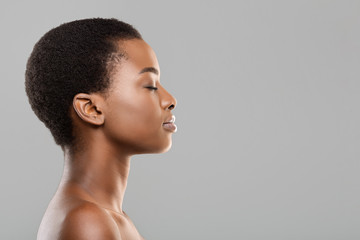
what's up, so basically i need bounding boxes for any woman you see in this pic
[25,18,177,240]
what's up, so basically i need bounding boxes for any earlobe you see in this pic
[72,93,105,126]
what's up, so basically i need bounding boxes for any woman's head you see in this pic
[25,18,176,154]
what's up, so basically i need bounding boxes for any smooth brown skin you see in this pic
[37,39,177,240]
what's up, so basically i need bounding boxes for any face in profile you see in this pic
[100,39,177,154]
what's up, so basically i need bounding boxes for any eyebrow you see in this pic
[138,67,159,75]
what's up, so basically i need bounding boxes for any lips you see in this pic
[163,115,175,124]
[163,115,177,132]
[163,122,177,132]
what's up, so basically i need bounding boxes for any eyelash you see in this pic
[146,86,158,91]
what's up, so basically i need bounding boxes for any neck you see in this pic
[60,141,131,214]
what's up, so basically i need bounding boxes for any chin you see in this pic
[134,138,172,155]
[160,142,172,153]
[151,140,172,154]
[152,139,173,154]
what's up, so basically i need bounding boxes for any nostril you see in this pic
[168,104,175,110]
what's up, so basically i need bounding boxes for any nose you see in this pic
[160,85,177,111]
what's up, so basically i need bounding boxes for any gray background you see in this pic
[1,0,359,239]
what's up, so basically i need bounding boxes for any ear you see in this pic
[72,93,105,126]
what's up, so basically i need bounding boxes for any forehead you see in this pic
[117,39,160,75]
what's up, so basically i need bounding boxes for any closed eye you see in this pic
[146,86,158,91]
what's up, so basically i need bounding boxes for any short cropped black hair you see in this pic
[25,18,142,149]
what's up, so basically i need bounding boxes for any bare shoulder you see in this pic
[58,201,122,240]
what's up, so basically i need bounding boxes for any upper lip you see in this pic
[163,115,175,124]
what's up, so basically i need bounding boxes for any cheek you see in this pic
[105,91,162,141]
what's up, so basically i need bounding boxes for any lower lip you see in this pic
[163,122,177,132]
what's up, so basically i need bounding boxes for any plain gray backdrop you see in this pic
[1,0,359,239]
